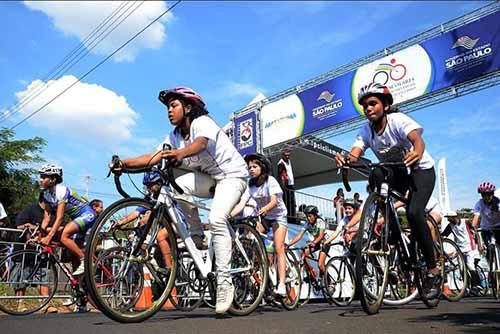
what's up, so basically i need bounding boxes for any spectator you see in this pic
[277,148,296,224]
[354,192,363,205]
[89,199,104,216]
[333,188,345,219]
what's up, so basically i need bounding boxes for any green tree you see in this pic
[0,127,46,222]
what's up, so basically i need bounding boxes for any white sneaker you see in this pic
[62,298,75,306]
[276,283,287,297]
[215,278,234,314]
[73,261,85,276]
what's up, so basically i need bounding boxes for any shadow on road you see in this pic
[408,306,500,334]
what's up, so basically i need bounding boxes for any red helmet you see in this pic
[478,182,496,194]
[158,87,205,107]
[357,82,394,105]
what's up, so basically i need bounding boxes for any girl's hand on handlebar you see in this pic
[161,150,183,167]
[335,153,347,167]
[403,150,421,167]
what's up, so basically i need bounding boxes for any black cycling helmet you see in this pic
[343,198,359,209]
[244,153,272,174]
[303,205,319,216]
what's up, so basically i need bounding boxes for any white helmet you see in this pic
[38,163,63,182]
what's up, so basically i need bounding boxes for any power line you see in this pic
[0,1,144,124]
[10,0,181,130]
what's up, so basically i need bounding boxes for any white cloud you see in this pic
[221,81,266,99]
[24,1,173,62]
[14,75,139,144]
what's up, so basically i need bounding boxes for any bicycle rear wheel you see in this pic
[383,244,418,306]
[228,222,268,316]
[355,192,389,315]
[0,249,58,315]
[169,253,204,312]
[325,256,355,307]
[280,249,301,310]
[442,238,467,302]
[84,198,177,323]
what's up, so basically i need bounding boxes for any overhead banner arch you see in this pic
[260,9,500,148]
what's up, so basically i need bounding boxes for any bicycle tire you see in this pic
[442,238,467,302]
[84,198,178,323]
[280,248,301,310]
[0,249,58,315]
[490,244,500,299]
[355,192,389,315]
[414,215,445,308]
[298,261,312,307]
[383,244,418,306]
[325,256,355,307]
[228,222,268,316]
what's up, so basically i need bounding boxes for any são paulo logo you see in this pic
[452,36,480,50]
[446,35,492,70]
[312,90,343,119]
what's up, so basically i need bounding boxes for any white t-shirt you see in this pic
[473,198,500,230]
[443,218,475,253]
[0,202,7,220]
[278,158,294,186]
[353,113,434,170]
[425,196,442,216]
[157,116,248,181]
[241,176,287,220]
[302,217,326,240]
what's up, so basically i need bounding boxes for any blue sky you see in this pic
[0,1,498,211]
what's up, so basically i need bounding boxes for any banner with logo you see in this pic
[260,10,500,148]
[234,111,257,155]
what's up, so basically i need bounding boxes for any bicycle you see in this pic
[241,216,301,310]
[0,225,119,315]
[84,152,269,323]
[477,228,500,299]
[340,161,444,314]
[323,240,356,307]
[290,243,338,307]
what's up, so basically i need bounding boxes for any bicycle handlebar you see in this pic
[108,144,185,199]
[339,161,407,193]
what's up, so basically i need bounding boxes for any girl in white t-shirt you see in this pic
[335,82,439,282]
[232,153,288,296]
[114,87,248,315]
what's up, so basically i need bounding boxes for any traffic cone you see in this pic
[135,266,152,310]
[443,284,452,297]
[162,287,176,309]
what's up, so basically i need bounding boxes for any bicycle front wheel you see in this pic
[0,249,58,315]
[280,248,301,310]
[228,222,268,316]
[84,198,177,323]
[490,245,500,299]
[442,238,467,302]
[355,192,390,315]
[325,256,355,307]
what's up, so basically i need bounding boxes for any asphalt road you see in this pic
[2,298,499,334]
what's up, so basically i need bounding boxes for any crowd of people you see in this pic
[1,83,499,317]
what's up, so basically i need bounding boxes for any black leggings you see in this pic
[371,166,437,268]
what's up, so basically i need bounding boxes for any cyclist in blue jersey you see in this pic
[38,164,96,275]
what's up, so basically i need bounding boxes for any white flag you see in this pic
[437,158,451,214]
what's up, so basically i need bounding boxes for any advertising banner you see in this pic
[437,158,451,214]
[234,111,257,155]
[261,10,500,148]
